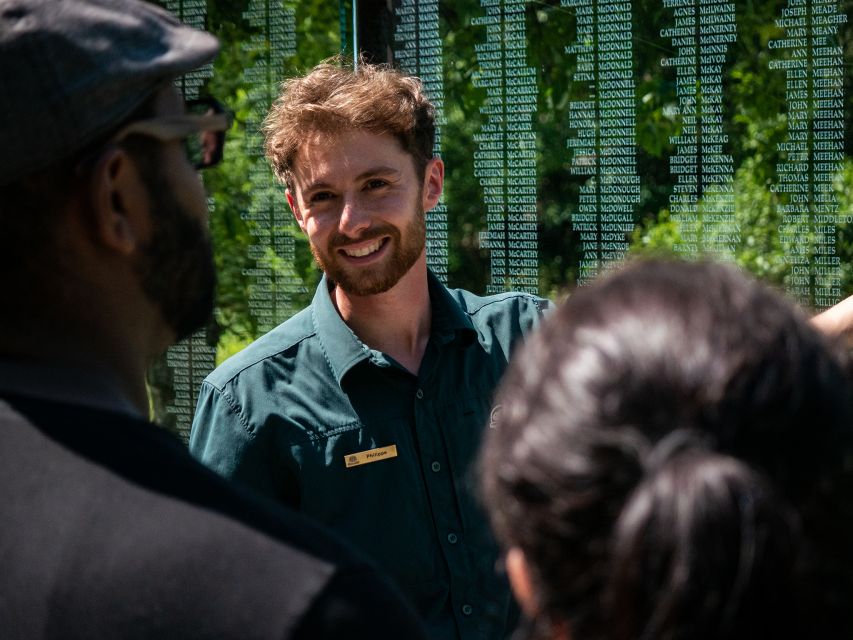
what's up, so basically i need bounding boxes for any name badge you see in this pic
[344,444,398,468]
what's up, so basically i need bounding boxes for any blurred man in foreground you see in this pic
[0,1,426,637]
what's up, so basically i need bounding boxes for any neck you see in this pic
[0,292,170,417]
[333,257,431,374]
[0,331,151,415]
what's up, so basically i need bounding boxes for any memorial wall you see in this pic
[565,0,640,284]
[151,0,217,437]
[151,0,339,438]
[394,0,450,281]
[152,0,853,437]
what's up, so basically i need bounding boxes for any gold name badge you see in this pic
[344,444,398,468]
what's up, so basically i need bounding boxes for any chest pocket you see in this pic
[293,418,445,589]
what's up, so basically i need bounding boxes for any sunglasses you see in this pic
[110,97,230,169]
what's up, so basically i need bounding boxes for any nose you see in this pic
[338,194,370,237]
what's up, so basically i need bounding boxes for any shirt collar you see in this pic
[312,275,372,385]
[0,358,143,418]
[312,269,478,385]
[426,271,478,346]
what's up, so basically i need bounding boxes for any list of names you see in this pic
[473,0,539,293]
[564,0,640,284]
[662,0,738,258]
[393,0,448,282]
[161,0,216,439]
[241,0,304,333]
[770,0,845,308]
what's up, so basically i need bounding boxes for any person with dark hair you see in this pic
[0,1,427,637]
[190,58,549,640]
[479,259,853,640]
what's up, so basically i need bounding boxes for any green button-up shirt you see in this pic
[190,271,548,640]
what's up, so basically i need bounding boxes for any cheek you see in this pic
[303,217,332,245]
[186,172,208,207]
[365,190,415,216]
[179,175,208,223]
[164,148,208,220]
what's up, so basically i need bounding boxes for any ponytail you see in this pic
[605,434,800,640]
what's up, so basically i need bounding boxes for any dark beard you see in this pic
[133,174,216,343]
[313,206,426,297]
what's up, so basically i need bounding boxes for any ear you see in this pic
[88,146,150,255]
[507,548,572,640]
[421,156,444,213]
[506,547,539,619]
[286,188,307,232]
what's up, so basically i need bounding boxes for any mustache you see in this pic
[327,224,399,250]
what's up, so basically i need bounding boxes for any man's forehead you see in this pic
[291,129,407,182]
[295,129,342,160]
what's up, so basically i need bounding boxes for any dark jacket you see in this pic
[0,394,427,639]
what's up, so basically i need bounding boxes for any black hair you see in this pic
[479,259,853,640]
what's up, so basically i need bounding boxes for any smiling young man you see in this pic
[190,60,549,639]
[0,3,427,637]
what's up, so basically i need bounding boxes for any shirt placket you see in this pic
[413,339,482,639]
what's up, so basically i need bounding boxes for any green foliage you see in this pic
[199,0,339,355]
[630,208,681,258]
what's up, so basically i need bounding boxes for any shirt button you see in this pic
[416,389,424,399]
[447,532,458,544]
[431,461,441,472]
[461,604,473,616]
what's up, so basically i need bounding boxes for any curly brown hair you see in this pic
[263,56,436,191]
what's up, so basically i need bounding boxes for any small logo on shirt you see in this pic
[344,444,398,468]
[489,404,502,429]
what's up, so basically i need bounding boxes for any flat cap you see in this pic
[0,0,219,184]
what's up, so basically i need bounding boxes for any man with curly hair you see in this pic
[191,58,549,640]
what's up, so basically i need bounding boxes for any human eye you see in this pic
[365,178,389,190]
[309,191,335,203]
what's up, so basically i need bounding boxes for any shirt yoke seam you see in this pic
[218,388,255,438]
[209,332,317,389]
[298,421,363,444]
[464,293,545,317]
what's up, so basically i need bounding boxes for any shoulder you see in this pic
[452,288,550,316]
[449,288,550,336]
[0,397,406,637]
[191,303,345,454]
[1,395,357,563]
[204,306,315,391]
[291,565,428,640]
[122,451,423,638]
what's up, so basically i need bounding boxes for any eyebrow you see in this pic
[355,166,401,181]
[300,166,402,194]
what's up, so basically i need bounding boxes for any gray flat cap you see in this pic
[0,0,219,184]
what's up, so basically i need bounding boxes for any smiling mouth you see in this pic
[341,238,387,258]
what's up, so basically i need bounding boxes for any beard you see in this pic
[311,205,426,297]
[133,173,216,343]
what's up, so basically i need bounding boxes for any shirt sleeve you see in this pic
[189,381,299,506]
[514,294,552,342]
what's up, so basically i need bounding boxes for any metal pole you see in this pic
[352,0,358,70]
